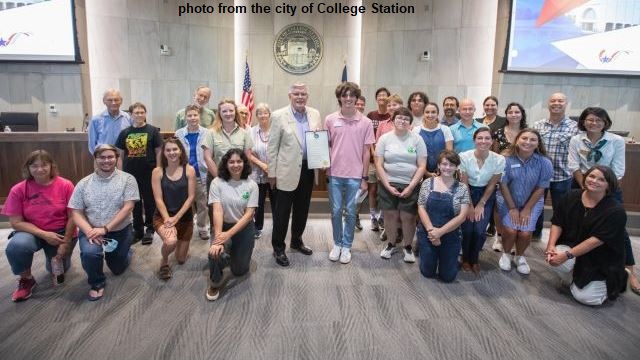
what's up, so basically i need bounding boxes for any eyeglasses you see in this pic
[97,155,116,160]
[585,117,604,124]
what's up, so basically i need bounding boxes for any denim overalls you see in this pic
[417,179,462,283]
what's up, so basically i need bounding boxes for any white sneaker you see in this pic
[380,243,397,259]
[339,248,351,264]
[492,238,504,252]
[516,256,530,275]
[329,245,341,262]
[403,247,416,263]
[499,253,512,271]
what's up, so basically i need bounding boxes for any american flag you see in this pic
[241,60,254,125]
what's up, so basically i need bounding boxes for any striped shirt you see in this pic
[500,153,553,208]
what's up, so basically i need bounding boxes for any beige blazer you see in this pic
[267,105,323,191]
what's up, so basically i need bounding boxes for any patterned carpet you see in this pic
[0,220,639,360]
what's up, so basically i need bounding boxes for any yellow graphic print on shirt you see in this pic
[126,133,148,158]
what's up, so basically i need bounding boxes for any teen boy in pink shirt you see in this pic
[324,82,375,264]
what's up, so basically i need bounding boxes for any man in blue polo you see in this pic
[450,98,484,153]
[87,89,132,156]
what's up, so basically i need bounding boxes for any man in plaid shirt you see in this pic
[532,92,578,238]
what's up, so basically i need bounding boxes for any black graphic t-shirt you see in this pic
[115,124,162,170]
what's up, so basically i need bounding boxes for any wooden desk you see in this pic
[0,132,94,203]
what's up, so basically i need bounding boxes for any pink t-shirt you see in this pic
[375,119,394,142]
[1,176,75,231]
[324,111,375,179]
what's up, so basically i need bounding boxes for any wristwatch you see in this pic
[565,250,575,259]
[362,176,369,181]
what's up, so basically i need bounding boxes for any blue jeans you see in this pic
[79,224,133,289]
[328,176,361,249]
[418,226,461,283]
[461,185,495,264]
[6,230,76,275]
[534,178,572,236]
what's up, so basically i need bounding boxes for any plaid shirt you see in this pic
[533,117,578,182]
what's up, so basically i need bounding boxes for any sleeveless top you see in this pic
[159,165,192,219]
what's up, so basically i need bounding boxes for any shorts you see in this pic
[153,214,194,243]
[377,182,419,213]
[367,163,378,184]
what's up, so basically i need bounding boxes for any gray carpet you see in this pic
[0,220,639,360]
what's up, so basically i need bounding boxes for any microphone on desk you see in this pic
[81,113,89,132]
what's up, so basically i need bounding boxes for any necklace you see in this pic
[258,128,270,143]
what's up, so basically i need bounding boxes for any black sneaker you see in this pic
[132,230,143,244]
[141,231,154,245]
[354,217,363,231]
[370,217,380,231]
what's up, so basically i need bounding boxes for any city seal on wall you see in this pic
[273,23,323,75]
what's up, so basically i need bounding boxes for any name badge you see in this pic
[510,163,521,168]
[334,121,344,127]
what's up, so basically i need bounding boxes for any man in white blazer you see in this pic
[267,83,322,266]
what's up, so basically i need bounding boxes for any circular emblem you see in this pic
[273,23,323,75]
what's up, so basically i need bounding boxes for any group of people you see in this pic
[2,83,637,306]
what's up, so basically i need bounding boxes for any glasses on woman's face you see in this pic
[585,116,604,124]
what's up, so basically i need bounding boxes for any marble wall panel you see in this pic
[151,79,190,130]
[248,34,275,87]
[48,64,82,75]
[129,79,153,120]
[323,13,354,38]
[216,82,235,103]
[432,0,462,29]
[403,0,433,31]
[360,32,379,87]
[85,0,128,18]
[159,0,188,24]
[187,26,219,81]
[459,27,495,86]
[86,15,130,78]
[126,0,159,21]
[429,28,459,86]
[246,10,272,35]
[42,74,83,104]
[461,0,497,28]
[376,5,409,32]
[466,85,493,117]
[362,8,379,34]
[0,73,10,110]
[128,20,162,80]
[88,77,122,115]
[401,30,432,86]
[159,23,189,80]
[216,28,235,83]
[373,31,405,87]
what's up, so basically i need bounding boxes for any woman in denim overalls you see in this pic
[417,150,470,282]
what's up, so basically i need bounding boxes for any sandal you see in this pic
[87,286,104,301]
[626,269,640,296]
[159,264,172,281]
